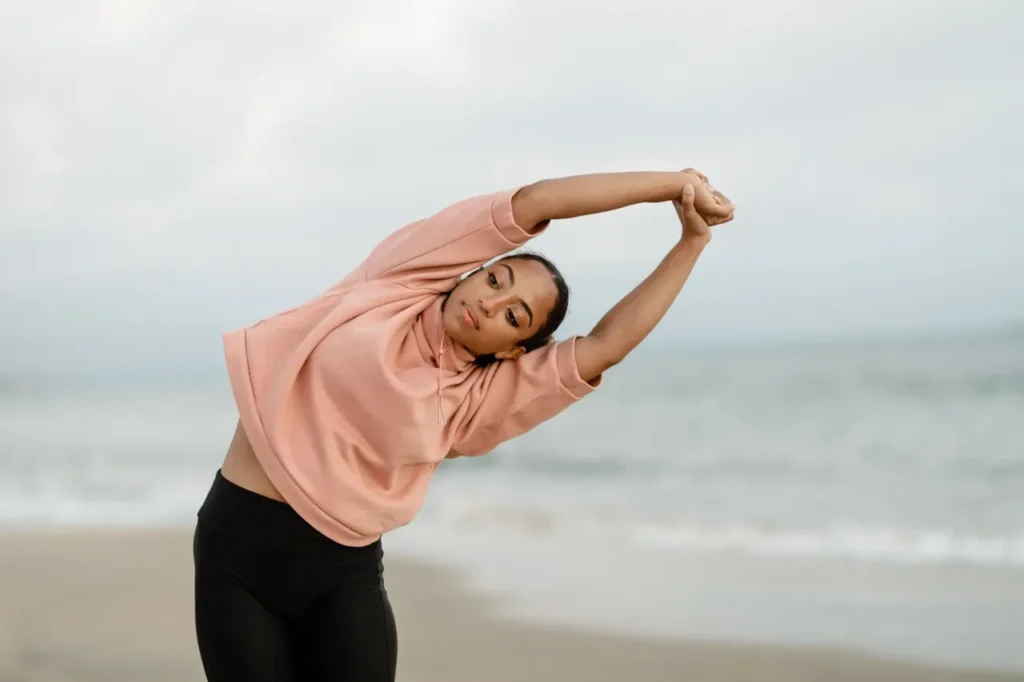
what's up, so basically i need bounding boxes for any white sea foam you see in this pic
[631,523,1024,566]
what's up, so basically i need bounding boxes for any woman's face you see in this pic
[443,257,559,359]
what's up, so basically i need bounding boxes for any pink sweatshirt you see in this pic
[223,187,601,547]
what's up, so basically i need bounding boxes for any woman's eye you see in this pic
[506,309,519,328]
[488,272,498,288]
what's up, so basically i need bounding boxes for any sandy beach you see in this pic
[0,529,1019,682]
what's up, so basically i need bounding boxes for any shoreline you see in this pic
[1,528,1022,681]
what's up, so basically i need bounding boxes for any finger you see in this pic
[703,199,733,218]
[682,186,707,226]
[682,195,712,233]
[706,185,734,212]
[681,183,696,209]
[683,174,731,214]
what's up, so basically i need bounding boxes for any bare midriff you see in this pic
[219,420,286,502]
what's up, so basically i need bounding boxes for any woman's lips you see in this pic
[462,304,477,329]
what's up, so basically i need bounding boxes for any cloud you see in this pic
[0,0,1021,375]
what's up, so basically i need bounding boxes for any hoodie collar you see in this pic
[417,296,476,425]
[419,295,475,372]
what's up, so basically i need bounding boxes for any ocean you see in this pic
[2,331,1021,568]
[4,330,1023,670]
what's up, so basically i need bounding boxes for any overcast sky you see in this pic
[1,0,1021,377]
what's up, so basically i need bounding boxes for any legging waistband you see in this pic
[197,469,378,554]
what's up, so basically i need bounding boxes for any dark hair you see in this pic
[472,252,571,367]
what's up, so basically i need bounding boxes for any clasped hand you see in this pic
[675,168,734,242]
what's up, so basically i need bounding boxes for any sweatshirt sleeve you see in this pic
[449,337,602,458]
[360,187,547,291]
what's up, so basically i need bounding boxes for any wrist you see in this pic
[649,172,690,203]
[678,232,711,250]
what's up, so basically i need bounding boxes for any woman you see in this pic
[193,169,735,681]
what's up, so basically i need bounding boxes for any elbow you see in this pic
[593,350,625,383]
[593,340,625,370]
[600,352,625,372]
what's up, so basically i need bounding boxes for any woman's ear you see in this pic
[494,345,526,361]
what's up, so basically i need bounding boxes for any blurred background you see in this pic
[1,1,1022,680]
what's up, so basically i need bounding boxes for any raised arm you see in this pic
[574,183,723,382]
[510,169,733,233]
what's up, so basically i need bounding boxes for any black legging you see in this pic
[193,470,398,681]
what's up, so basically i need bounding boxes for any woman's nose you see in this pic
[480,294,507,317]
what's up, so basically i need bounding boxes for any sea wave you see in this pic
[3,484,1023,569]
[0,482,209,529]
[631,523,1024,567]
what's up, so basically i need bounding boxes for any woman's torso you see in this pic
[217,292,476,514]
[216,287,590,540]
